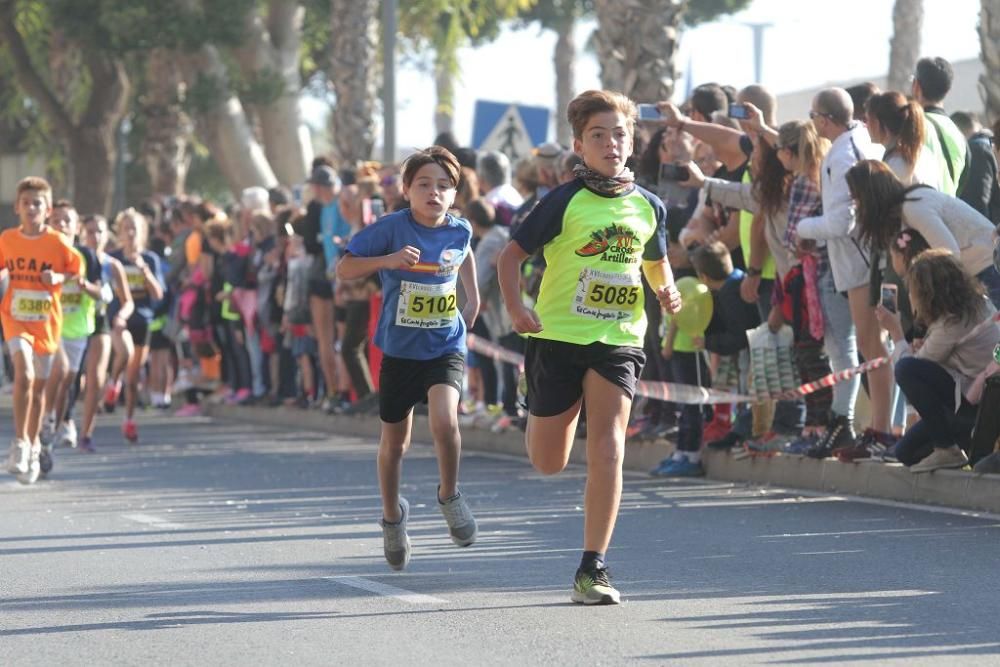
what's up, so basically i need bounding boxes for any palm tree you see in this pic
[593,0,681,102]
[592,0,751,103]
[142,48,192,196]
[329,0,379,167]
[517,0,593,147]
[887,0,924,93]
[399,0,534,137]
[981,0,1000,123]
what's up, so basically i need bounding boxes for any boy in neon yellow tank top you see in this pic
[498,90,683,605]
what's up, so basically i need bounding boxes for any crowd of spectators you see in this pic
[4,55,1000,479]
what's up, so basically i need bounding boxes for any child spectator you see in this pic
[767,260,834,453]
[283,234,318,407]
[204,219,253,404]
[696,242,761,450]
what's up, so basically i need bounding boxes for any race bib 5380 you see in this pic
[396,280,457,329]
[573,268,641,322]
[11,289,53,322]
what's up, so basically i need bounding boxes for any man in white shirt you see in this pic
[477,151,524,226]
[797,88,896,461]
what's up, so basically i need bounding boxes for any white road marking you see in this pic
[122,513,186,529]
[324,576,449,605]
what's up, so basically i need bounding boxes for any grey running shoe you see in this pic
[438,488,477,547]
[17,441,41,485]
[8,438,30,475]
[379,497,411,571]
[39,416,56,447]
[39,444,53,478]
[571,565,621,605]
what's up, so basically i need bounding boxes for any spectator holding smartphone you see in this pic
[847,159,1000,307]
[876,250,999,472]
[796,88,890,461]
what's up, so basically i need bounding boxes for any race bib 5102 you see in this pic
[395,280,457,329]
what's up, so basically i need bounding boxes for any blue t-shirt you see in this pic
[321,200,351,268]
[346,209,472,360]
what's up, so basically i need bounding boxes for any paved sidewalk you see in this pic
[205,404,1000,516]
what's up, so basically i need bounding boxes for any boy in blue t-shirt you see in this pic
[339,146,480,571]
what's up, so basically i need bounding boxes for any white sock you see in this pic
[685,451,702,464]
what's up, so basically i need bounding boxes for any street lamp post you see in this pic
[382,0,397,163]
[742,21,773,84]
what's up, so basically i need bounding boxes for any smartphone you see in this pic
[728,103,749,120]
[659,163,691,182]
[637,103,662,121]
[881,284,899,314]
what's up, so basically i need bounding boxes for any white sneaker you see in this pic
[17,441,41,485]
[8,438,30,475]
[58,420,78,448]
[39,416,56,447]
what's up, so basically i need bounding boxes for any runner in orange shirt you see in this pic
[0,177,81,484]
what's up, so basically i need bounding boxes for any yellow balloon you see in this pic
[673,276,714,336]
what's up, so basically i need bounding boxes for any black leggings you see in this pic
[341,300,374,399]
[215,319,251,392]
[499,332,524,416]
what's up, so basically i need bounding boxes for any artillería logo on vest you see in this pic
[574,224,639,264]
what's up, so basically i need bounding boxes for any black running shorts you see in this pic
[524,338,645,418]
[379,352,465,424]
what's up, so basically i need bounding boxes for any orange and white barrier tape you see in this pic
[466,334,899,406]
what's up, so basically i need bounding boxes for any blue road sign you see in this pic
[472,101,549,151]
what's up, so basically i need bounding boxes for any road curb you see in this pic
[702,449,1000,514]
[203,404,1000,515]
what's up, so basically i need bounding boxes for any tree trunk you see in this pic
[553,16,576,147]
[0,5,129,215]
[142,48,191,197]
[69,127,117,216]
[183,45,279,193]
[887,0,924,93]
[593,0,684,103]
[241,0,313,186]
[329,0,379,167]
[434,63,454,136]
[981,0,1000,124]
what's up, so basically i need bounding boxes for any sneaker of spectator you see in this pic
[835,428,896,463]
[743,432,790,458]
[972,451,1000,474]
[707,431,743,452]
[909,445,969,473]
[784,431,820,456]
[174,403,202,418]
[806,414,856,459]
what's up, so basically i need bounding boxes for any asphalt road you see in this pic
[2,409,1000,666]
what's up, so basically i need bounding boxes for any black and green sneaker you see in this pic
[571,565,621,605]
